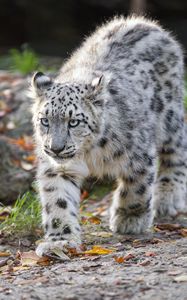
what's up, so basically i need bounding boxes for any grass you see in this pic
[0,46,59,74]
[9,47,39,75]
[0,182,111,237]
[0,191,41,236]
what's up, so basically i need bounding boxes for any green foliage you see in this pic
[0,192,41,236]
[9,47,39,74]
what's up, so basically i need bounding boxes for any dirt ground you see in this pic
[0,195,187,300]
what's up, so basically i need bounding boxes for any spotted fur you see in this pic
[31,16,187,256]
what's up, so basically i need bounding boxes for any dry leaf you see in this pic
[84,245,115,255]
[173,274,187,282]
[24,155,36,162]
[81,216,88,224]
[155,223,181,231]
[88,216,101,224]
[114,253,135,264]
[50,248,70,261]
[13,266,30,272]
[0,206,12,221]
[145,251,156,257]
[81,216,101,225]
[90,231,113,238]
[114,256,125,263]
[94,205,108,216]
[66,247,79,257]
[81,190,89,200]
[180,228,187,237]
[19,251,50,266]
[0,251,11,257]
[123,253,135,261]
[8,136,34,151]
[168,270,182,276]
[139,259,151,266]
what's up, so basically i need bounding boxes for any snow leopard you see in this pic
[31,16,187,257]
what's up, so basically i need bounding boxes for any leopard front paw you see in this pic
[154,180,187,218]
[110,207,153,234]
[36,239,80,258]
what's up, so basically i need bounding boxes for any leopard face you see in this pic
[32,72,105,163]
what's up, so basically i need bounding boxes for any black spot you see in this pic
[128,203,141,210]
[146,197,151,210]
[49,233,55,237]
[52,218,61,229]
[160,177,170,183]
[56,198,67,209]
[73,103,78,110]
[75,227,80,232]
[160,148,175,155]
[136,168,147,176]
[44,187,57,192]
[126,132,132,140]
[165,110,181,133]
[45,203,51,214]
[93,99,103,106]
[45,223,49,231]
[120,189,128,198]
[150,97,164,113]
[126,121,135,130]
[161,159,184,168]
[70,211,77,217]
[167,53,178,67]
[46,171,57,178]
[174,171,185,177]
[165,80,172,88]
[136,184,146,195]
[154,61,168,74]
[63,225,71,234]
[122,26,155,48]
[133,152,142,161]
[163,137,172,145]
[61,174,79,188]
[113,149,124,158]
[123,176,135,184]
[98,137,108,147]
[147,173,155,185]
[143,153,154,166]
[133,59,139,65]
[165,93,172,102]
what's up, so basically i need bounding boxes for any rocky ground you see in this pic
[0,71,35,204]
[0,71,187,299]
[0,195,187,300]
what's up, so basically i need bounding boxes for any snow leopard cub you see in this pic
[31,16,187,256]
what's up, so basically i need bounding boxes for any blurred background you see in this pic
[1,0,187,58]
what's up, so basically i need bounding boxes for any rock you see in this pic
[0,73,35,204]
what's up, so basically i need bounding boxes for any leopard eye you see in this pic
[41,118,49,127]
[69,119,80,128]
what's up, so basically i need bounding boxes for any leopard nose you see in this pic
[50,145,65,155]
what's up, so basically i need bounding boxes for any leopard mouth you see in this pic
[44,149,76,161]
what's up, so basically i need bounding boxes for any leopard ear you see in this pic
[91,74,104,92]
[31,72,52,95]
